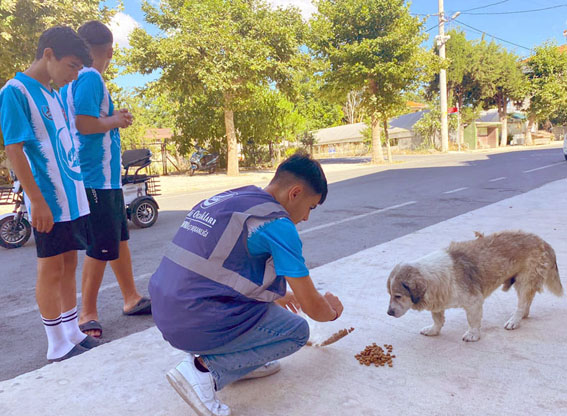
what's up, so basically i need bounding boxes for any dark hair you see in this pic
[272,151,328,204]
[35,26,92,66]
[78,20,113,46]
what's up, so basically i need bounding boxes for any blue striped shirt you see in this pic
[0,73,89,222]
[61,67,122,189]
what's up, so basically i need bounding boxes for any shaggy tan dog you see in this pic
[387,231,563,342]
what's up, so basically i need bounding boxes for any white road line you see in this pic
[443,187,468,194]
[523,162,564,173]
[489,177,506,182]
[298,201,417,236]
[4,273,153,319]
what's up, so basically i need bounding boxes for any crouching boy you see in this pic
[149,152,343,415]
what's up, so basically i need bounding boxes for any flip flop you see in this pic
[79,335,101,350]
[123,297,152,316]
[79,320,103,338]
[48,344,88,363]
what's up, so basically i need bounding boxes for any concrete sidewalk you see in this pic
[1,178,566,416]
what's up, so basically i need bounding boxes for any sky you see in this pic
[105,0,567,89]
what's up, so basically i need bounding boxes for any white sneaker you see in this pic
[166,355,231,416]
[240,360,281,380]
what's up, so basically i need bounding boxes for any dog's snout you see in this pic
[387,308,396,317]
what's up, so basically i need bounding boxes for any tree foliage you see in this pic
[524,42,567,143]
[123,0,307,175]
[312,0,432,163]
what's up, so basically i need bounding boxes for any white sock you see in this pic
[61,307,87,345]
[42,315,76,360]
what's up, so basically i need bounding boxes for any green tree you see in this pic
[524,42,567,145]
[312,0,432,163]
[123,0,306,176]
[478,42,526,147]
[237,86,305,164]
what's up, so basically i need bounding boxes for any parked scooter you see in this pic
[122,149,161,228]
[189,146,219,176]
[0,175,31,249]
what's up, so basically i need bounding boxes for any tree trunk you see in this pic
[223,93,239,176]
[371,113,384,164]
[383,117,392,163]
[161,141,168,176]
[499,110,508,147]
[456,96,464,148]
[525,117,535,146]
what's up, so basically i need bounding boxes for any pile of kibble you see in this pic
[355,343,395,367]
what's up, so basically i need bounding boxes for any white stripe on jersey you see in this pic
[99,86,113,185]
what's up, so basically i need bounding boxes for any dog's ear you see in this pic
[387,264,402,293]
[402,275,426,305]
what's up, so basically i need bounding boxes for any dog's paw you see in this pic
[504,318,521,330]
[462,329,480,342]
[420,325,441,336]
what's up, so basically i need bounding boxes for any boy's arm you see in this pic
[284,275,343,322]
[5,143,53,233]
[75,109,132,135]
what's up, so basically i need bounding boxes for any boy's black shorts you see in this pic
[85,188,129,261]
[34,215,89,258]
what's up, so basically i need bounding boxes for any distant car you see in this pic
[564,134,567,160]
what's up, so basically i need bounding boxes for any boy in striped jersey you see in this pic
[0,26,99,362]
[61,20,151,339]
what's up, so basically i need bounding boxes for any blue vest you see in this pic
[149,185,290,351]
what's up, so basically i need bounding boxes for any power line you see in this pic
[453,19,532,51]
[461,0,509,13]
[461,4,567,15]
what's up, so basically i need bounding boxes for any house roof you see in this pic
[478,109,500,123]
[313,123,367,145]
[389,110,429,130]
[312,121,414,146]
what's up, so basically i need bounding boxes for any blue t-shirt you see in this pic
[61,67,122,189]
[0,73,89,222]
[247,217,309,278]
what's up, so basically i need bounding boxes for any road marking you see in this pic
[4,273,153,319]
[488,177,506,182]
[443,187,468,194]
[298,201,417,236]
[523,162,564,173]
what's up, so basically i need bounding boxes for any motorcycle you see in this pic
[189,146,219,176]
[0,176,32,249]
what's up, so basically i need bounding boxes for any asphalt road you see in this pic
[1,146,566,380]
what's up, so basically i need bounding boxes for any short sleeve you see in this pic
[247,217,309,278]
[73,71,104,118]
[0,85,36,145]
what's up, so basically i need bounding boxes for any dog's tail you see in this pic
[542,242,563,297]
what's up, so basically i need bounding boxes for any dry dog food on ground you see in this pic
[319,327,355,346]
[355,343,396,367]
[306,327,355,347]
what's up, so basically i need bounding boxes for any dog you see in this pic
[386,231,563,342]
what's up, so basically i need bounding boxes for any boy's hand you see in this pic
[30,199,54,233]
[113,109,133,129]
[324,292,344,320]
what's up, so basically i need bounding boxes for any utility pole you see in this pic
[438,0,449,152]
